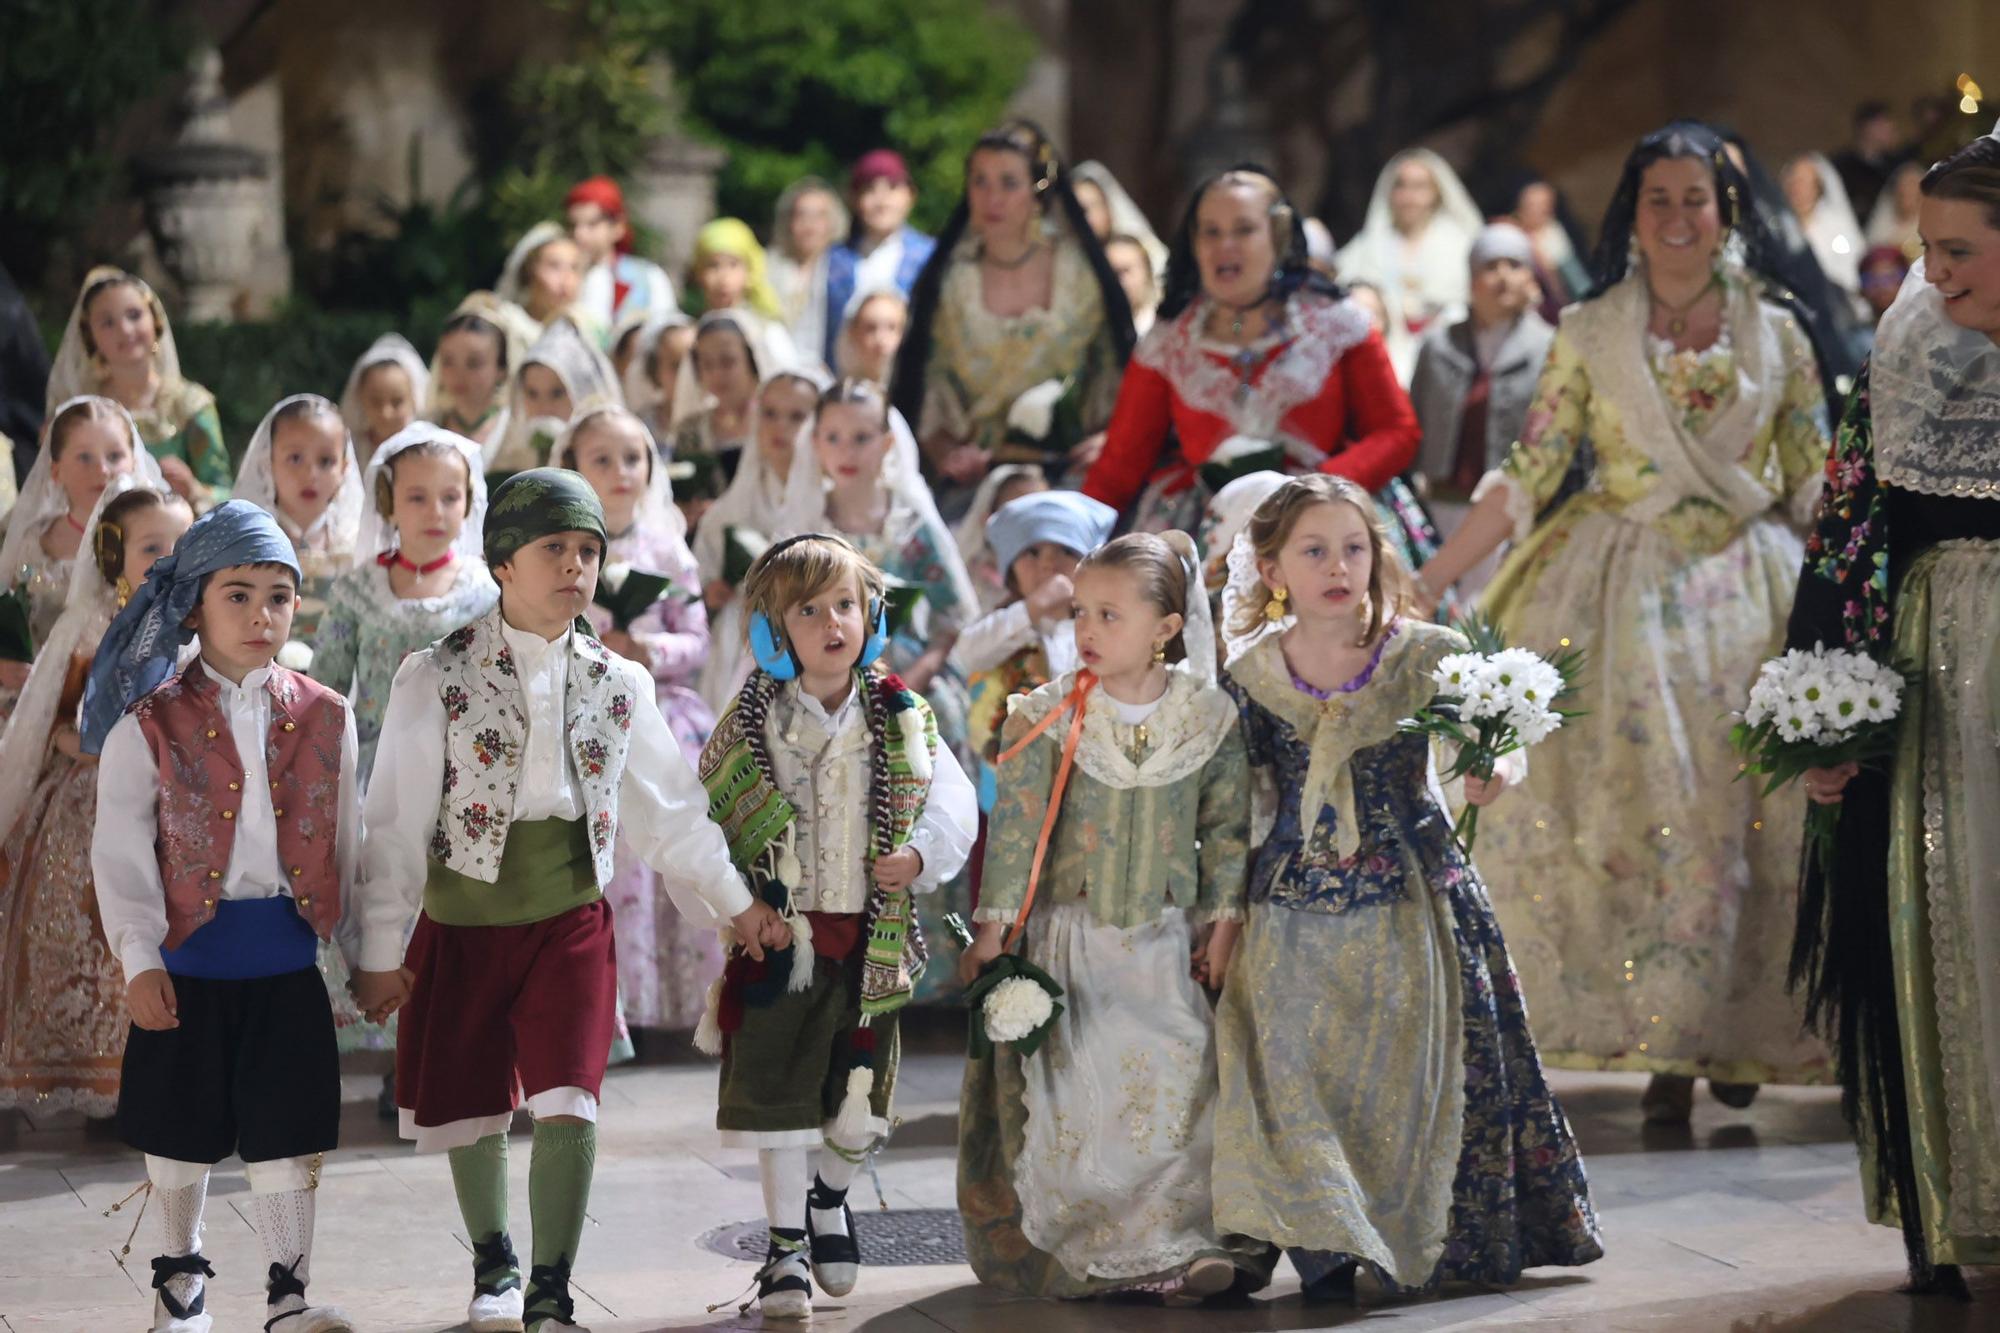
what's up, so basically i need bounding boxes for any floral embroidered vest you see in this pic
[133,662,347,950]
[428,609,636,885]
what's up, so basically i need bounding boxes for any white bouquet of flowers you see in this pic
[1401,614,1583,852]
[1730,644,1907,861]
[944,912,1064,1057]
[1003,377,1083,459]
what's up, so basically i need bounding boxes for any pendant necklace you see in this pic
[1650,277,1718,339]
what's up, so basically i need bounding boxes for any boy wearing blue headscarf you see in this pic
[86,500,381,1333]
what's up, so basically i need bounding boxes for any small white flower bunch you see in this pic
[1405,615,1584,853]
[1740,645,1903,747]
[982,975,1056,1044]
[1432,646,1569,748]
[1006,379,1066,441]
[599,561,632,595]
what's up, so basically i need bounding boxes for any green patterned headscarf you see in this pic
[484,467,609,566]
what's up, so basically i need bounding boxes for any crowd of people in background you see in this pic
[0,86,1996,1330]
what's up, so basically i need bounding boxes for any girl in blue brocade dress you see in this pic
[1212,474,1602,1301]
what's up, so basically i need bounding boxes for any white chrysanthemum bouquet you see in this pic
[1730,644,1907,858]
[944,912,1064,1057]
[1402,614,1584,852]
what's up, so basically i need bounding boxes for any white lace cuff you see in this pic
[972,905,1020,926]
[1471,468,1537,543]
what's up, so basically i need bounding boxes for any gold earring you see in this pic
[1151,641,1167,665]
[1263,586,1288,623]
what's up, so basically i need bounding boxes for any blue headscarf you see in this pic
[80,499,302,755]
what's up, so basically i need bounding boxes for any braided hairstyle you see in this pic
[891,120,1137,432]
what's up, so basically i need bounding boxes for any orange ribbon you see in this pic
[993,671,1097,950]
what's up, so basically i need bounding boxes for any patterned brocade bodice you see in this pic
[1239,710,1452,914]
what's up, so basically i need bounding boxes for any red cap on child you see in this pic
[565,176,627,221]
[850,150,912,193]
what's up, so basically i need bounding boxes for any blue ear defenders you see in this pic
[746,533,891,681]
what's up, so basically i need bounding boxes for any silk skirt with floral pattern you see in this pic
[958,902,1269,1294]
[0,757,126,1116]
[1475,502,1828,1083]
[1213,859,1602,1292]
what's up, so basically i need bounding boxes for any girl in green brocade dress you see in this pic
[957,532,1269,1300]
[46,267,231,510]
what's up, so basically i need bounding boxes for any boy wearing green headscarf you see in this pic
[360,469,778,1331]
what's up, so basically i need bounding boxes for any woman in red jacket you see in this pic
[1084,167,1432,562]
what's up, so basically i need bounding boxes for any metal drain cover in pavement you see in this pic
[699,1208,967,1266]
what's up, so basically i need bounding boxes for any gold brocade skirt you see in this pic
[1473,504,1827,1082]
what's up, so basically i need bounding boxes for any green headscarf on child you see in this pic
[484,467,609,567]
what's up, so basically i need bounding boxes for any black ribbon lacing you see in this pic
[150,1252,215,1318]
[526,1255,576,1323]
[472,1231,522,1295]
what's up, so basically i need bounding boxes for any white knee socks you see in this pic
[144,1156,211,1314]
[245,1155,319,1316]
[758,1146,809,1231]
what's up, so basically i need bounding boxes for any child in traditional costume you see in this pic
[1212,474,1601,1301]
[430,300,518,460]
[0,479,189,1119]
[553,405,720,1033]
[339,333,430,467]
[697,533,977,1319]
[490,319,621,477]
[85,499,383,1333]
[775,379,981,995]
[0,396,166,655]
[951,463,1048,614]
[668,312,764,478]
[955,531,1268,1300]
[954,489,1113,826]
[693,367,825,712]
[232,395,365,646]
[360,468,767,1332]
[45,268,231,509]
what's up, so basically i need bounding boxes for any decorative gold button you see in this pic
[297,894,312,906]
[208,870,221,880]
[205,729,218,739]
[273,808,284,818]
[221,810,234,820]
[282,722,295,733]
[271,780,280,789]
[202,898,214,907]
[228,781,240,791]
[291,867,303,877]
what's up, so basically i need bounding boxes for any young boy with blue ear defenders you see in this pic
[697,531,978,1319]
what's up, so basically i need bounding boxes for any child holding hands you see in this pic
[697,533,976,1319]
[1211,474,1601,1301]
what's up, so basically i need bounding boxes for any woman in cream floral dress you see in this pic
[1418,123,1836,1123]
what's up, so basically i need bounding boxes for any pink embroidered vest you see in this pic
[132,662,347,950]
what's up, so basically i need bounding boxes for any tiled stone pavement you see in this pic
[4,1020,1998,1332]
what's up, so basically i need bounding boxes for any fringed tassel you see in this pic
[693,973,726,1055]
[896,707,931,781]
[830,1065,875,1147]
[785,910,815,994]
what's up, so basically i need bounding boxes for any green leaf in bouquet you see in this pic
[879,576,926,638]
[1199,446,1287,496]
[669,450,725,502]
[593,567,680,631]
[0,586,31,664]
[722,524,771,587]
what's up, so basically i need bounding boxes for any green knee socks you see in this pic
[446,1120,597,1307]
[448,1132,519,1293]
[529,1119,597,1274]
